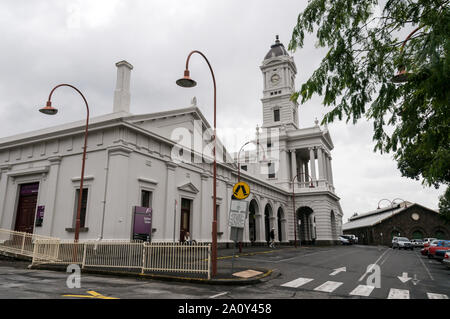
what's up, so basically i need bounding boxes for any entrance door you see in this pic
[14,183,39,233]
[179,198,191,242]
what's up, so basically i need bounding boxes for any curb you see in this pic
[29,264,276,286]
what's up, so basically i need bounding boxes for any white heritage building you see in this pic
[0,37,343,246]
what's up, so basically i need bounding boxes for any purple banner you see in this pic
[35,205,45,227]
[133,206,152,241]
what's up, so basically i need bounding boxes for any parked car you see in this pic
[392,237,413,250]
[424,238,437,245]
[410,239,424,248]
[345,234,358,244]
[443,251,450,268]
[339,236,351,245]
[428,240,450,259]
[421,239,440,256]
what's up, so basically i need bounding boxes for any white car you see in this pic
[392,237,414,250]
[339,236,351,245]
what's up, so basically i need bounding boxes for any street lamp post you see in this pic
[176,51,218,277]
[291,172,314,248]
[39,84,90,244]
[237,140,266,182]
[392,26,422,83]
[235,140,266,253]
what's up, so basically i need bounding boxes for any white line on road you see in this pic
[313,281,343,293]
[349,285,375,297]
[387,288,410,299]
[427,293,448,299]
[209,292,229,299]
[281,277,314,288]
[358,248,391,282]
[416,252,434,281]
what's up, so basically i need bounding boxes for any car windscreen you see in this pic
[398,237,409,241]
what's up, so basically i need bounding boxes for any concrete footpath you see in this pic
[2,244,302,285]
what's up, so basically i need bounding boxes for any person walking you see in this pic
[269,228,276,248]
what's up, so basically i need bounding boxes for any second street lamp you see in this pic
[39,84,90,244]
[176,50,218,277]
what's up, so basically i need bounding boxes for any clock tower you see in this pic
[261,35,299,129]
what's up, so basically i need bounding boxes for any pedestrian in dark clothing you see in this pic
[269,228,276,248]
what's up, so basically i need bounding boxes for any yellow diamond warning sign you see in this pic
[233,182,250,200]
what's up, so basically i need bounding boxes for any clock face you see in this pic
[411,213,420,221]
[271,74,280,84]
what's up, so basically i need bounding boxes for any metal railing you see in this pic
[32,240,211,279]
[0,228,59,258]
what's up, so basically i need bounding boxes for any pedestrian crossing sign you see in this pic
[233,182,250,200]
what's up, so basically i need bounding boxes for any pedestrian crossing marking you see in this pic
[349,285,375,297]
[388,288,410,299]
[427,293,448,299]
[281,277,314,288]
[280,278,447,299]
[313,281,343,293]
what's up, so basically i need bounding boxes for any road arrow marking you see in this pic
[411,274,420,286]
[330,267,346,276]
[398,272,411,283]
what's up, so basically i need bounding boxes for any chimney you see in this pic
[113,60,133,113]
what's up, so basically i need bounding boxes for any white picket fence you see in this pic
[0,228,59,257]
[32,240,212,279]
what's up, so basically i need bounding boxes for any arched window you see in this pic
[435,230,445,239]
[412,230,423,239]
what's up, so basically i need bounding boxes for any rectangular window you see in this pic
[216,204,220,233]
[268,162,275,178]
[141,190,152,208]
[274,109,280,122]
[74,188,88,228]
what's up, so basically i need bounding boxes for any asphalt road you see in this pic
[0,245,448,299]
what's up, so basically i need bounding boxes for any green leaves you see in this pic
[289,0,450,219]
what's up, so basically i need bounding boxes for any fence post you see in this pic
[207,244,211,280]
[20,232,26,254]
[82,243,87,269]
[31,240,38,266]
[141,242,146,274]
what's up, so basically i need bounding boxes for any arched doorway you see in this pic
[277,207,284,242]
[264,203,273,244]
[248,199,259,243]
[296,206,314,244]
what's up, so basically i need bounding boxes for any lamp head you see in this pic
[176,70,197,88]
[391,68,409,83]
[39,101,58,115]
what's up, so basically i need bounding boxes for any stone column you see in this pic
[279,149,288,183]
[317,147,325,181]
[199,173,209,241]
[298,158,304,183]
[290,150,297,182]
[103,145,132,239]
[0,165,11,227]
[327,155,334,186]
[44,156,62,236]
[164,162,178,241]
[309,147,316,181]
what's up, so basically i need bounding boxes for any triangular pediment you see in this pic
[177,182,199,194]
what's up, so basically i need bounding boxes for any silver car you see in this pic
[392,237,414,250]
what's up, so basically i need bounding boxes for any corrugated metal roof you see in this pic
[342,205,407,231]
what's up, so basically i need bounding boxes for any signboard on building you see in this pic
[133,206,153,242]
[35,205,45,227]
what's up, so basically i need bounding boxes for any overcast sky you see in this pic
[0,0,443,222]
